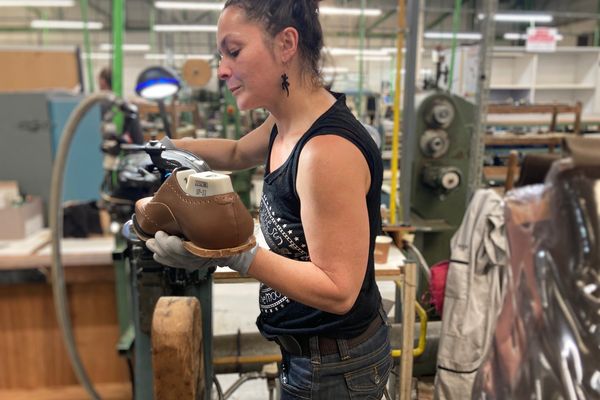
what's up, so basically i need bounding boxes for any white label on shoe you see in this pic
[186,171,233,197]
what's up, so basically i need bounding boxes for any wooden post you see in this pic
[550,104,558,132]
[574,101,582,135]
[399,262,416,399]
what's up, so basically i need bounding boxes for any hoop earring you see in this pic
[281,73,290,97]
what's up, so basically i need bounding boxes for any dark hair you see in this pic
[99,66,112,89]
[223,0,324,86]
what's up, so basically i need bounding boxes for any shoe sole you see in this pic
[132,214,257,258]
[131,214,156,241]
[183,235,256,258]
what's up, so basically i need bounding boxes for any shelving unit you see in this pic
[490,47,600,117]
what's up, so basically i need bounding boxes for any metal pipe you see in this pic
[390,0,404,225]
[223,372,263,399]
[50,92,115,400]
[400,0,420,225]
[390,299,428,358]
[214,354,282,366]
[212,317,434,372]
[79,0,94,93]
[467,0,497,199]
[367,10,395,35]
[357,0,366,119]
[595,0,600,46]
[447,0,463,92]
[112,0,124,131]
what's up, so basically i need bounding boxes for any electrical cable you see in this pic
[213,374,225,400]
[50,92,116,400]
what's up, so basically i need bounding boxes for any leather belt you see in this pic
[276,314,384,357]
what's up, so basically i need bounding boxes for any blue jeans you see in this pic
[279,323,392,399]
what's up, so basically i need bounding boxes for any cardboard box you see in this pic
[0,196,44,240]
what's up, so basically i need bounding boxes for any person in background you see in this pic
[146,1,391,398]
[98,66,112,91]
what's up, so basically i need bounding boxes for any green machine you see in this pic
[409,91,476,267]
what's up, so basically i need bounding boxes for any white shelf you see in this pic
[493,46,600,54]
[534,84,596,90]
[490,84,531,90]
[488,47,600,116]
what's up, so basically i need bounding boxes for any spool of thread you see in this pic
[185,171,233,197]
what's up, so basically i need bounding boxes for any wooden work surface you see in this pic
[484,132,567,147]
[0,232,114,271]
[0,233,413,397]
[213,243,406,283]
[0,274,129,391]
[0,233,407,282]
[0,383,131,400]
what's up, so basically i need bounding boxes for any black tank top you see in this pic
[256,92,384,339]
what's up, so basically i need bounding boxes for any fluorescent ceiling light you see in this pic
[503,32,525,40]
[504,32,563,41]
[154,1,223,10]
[495,13,553,23]
[145,53,214,61]
[153,2,381,16]
[100,43,151,52]
[478,13,553,23]
[356,55,392,61]
[381,47,408,54]
[319,6,381,16]
[322,66,349,73]
[154,24,217,32]
[327,47,389,57]
[31,20,103,29]
[424,32,482,40]
[0,0,73,5]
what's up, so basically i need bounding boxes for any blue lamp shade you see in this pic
[135,66,181,100]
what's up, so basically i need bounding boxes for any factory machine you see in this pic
[409,91,476,268]
[111,142,213,400]
[50,70,275,399]
[49,87,217,399]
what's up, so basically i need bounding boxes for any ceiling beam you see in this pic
[366,10,395,34]
[426,0,471,30]
[87,0,110,20]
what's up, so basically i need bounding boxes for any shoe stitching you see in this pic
[231,202,241,244]
[165,178,236,205]
[138,202,163,231]
[140,201,185,235]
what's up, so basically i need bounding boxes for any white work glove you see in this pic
[146,230,258,276]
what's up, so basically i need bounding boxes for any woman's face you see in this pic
[217,6,281,110]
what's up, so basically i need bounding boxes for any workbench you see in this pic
[0,232,417,399]
[484,132,567,152]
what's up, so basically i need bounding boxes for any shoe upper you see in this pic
[134,171,254,250]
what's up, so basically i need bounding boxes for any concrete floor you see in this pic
[212,281,435,399]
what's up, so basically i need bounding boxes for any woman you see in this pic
[147,1,391,398]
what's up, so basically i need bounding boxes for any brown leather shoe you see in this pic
[132,169,255,257]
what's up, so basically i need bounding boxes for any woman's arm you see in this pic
[248,134,372,314]
[172,114,275,171]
